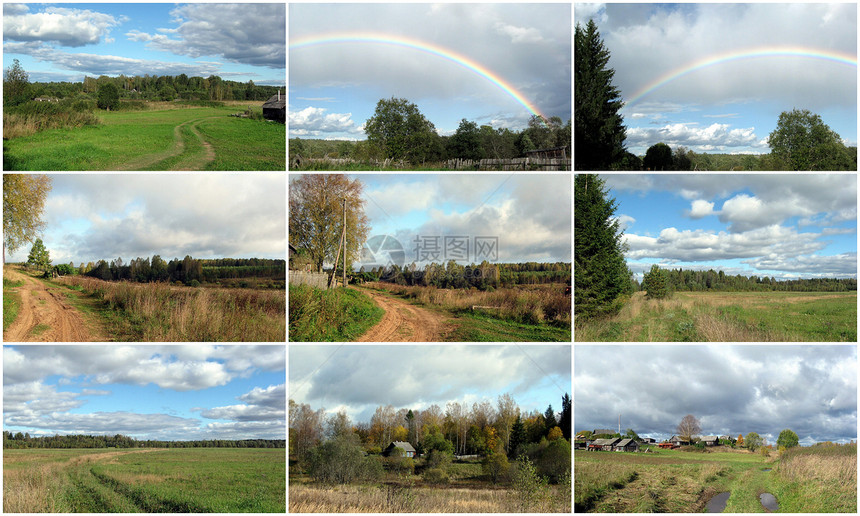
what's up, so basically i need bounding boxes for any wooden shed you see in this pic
[383,441,416,458]
[702,436,720,446]
[669,435,690,446]
[615,438,639,452]
[262,91,285,123]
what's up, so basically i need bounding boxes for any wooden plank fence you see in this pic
[444,157,571,171]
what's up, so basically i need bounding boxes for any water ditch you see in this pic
[759,493,779,511]
[705,492,730,513]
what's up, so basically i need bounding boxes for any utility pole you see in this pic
[343,197,347,287]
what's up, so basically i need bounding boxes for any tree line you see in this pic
[3,432,285,449]
[356,261,571,290]
[575,20,857,171]
[43,254,284,286]
[291,97,571,165]
[639,266,857,294]
[4,59,283,107]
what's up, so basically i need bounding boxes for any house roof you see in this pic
[262,93,286,109]
[616,438,637,447]
[388,441,415,452]
[592,438,621,446]
[702,436,719,442]
[592,429,616,435]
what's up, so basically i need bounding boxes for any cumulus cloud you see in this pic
[290,345,571,422]
[6,174,285,265]
[289,106,361,136]
[688,199,714,219]
[576,345,857,444]
[626,123,764,152]
[199,384,286,422]
[4,5,124,47]
[126,4,285,68]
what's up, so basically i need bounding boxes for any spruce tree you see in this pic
[575,20,627,170]
[643,264,671,299]
[575,174,631,320]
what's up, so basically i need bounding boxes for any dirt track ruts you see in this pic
[3,267,103,342]
[355,287,451,342]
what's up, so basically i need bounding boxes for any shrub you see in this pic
[97,83,119,110]
[423,467,449,484]
[309,435,381,484]
[512,455,550,512]
[482,452,510,484]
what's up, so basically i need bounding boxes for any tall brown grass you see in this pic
[364,282,570,327]
[289,483,567,513]
[773,444,857,512]
[3,462,69,512]
[4,111,100,139]
[62,276,284,341]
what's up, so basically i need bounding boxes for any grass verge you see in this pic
[289,284,384,341]
[3,277,23,331]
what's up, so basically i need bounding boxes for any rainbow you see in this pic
[290,31,546,119]
[627,46,857,106]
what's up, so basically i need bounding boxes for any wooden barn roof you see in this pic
[263,93,286,109]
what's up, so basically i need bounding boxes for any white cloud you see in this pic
[494,22,544,44]
[688,199,715,219]
[4,5,123,47]
[289,106,361,136]
[627,123,764,152]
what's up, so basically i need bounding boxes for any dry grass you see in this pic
[3,462,69,512]
[61,276,284,341]
[289,483,564,513]
[773,444,857,512]
[4,111,100,139]
[365,282,570,327]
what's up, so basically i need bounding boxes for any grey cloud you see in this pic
[200,384,286,422]
[129,4,285,69]
[575,345,857,444]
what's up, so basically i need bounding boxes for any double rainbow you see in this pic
[627,46,857,105]
[290,31,546,119]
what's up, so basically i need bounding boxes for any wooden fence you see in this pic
[444,157,571,171]
[288,270,330,290]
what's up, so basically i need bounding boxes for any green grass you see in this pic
[3,277,23,331]
[577,291,857,342]
[31,323,50,336]
[450,311,571,341]
[4,448,285,513]
[4,106,284,171]
[289,285,384,341]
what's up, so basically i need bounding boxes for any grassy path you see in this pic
[117,116,219,171]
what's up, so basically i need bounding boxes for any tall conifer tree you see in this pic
[575,20,627,170]
[574,174,631,320]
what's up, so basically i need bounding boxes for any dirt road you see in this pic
[116,116,217,171]
[355,287,451,342]
[3,267,103,342]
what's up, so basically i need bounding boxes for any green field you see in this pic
[3,105,285,170]
[3,448,285,513]
[575,445,856,513]
[289,284,385,341]
[576,291,857,342]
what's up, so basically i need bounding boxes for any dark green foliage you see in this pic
[559,394,571,440]
[745,432,763,452]
[509,415,527,458]
[3,59,30,106]
[27,238,51,271]
[673,146,692,170]
[423,467,449,484]
[422,430,455,455]
[643,264,671,299]
[777,429,799,449]
[643,142,673,170]
[575,20,627,170]
[448,118,484,160]
[97,83,120,110]
[2,431,284,449]
[482,452,510,484]
[575,175,632,320]
[612,151,642,170]
[768,109,856,170]
[660,267,856,292]
[520,438,572,484]
[364,97,439,162]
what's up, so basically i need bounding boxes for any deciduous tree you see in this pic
[676,414,701,442]
[3,174,52,263]
[745,432,763,452]
[3,58,30,105]
[289,174,370,274]
[27,238,50,272]
[768,109,855,170]
[777,429,799,449]
[364,97,438,163]
[97,82,119,110]
[644,142,673,170]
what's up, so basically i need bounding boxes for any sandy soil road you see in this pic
[3,267,103,342]
[355,287,452,342]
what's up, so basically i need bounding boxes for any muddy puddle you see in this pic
[761,468,772,472]
[760,493,779,511]
[706,492,730,513]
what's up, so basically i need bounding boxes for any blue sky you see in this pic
[289,3,571,140]
[6,174,286,266]
[290,345,571,425]
[289,174,571,268]
[576,3,857,155]
[576,345,857,445]
[3,3,285,85]
[4,345,286,440]
[601,174,857,280]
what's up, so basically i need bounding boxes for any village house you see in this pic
[262,91,286,123]
[383,441,415,458]
[640,437,656,444]
[701,436,720,446]
[588,438,621,451]
[669,435,690,446]
[591,428,617,437]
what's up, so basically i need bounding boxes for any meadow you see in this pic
[3,102,285,170]
[576,291,856,342]
[575,444,856,513]
[59,275,285,341]
[289,284,384,341]
[3,448,285,513]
